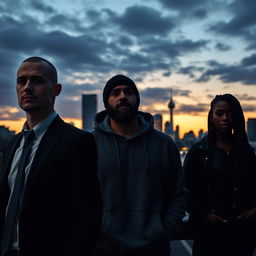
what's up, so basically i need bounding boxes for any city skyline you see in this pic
[1,92,255,138]
[0,0,255,136]
[1,111,256,143]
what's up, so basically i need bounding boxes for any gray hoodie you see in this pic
[92,110,186,254]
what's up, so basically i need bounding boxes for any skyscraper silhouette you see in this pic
[153,114,163,131]
[82,94,97,131]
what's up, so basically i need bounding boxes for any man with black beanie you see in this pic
[92,74,186,256]
[103,75,140,125]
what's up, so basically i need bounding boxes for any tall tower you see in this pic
[82,94,97,131]
[168,89,175,133]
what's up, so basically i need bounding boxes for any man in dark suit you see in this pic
[0,57,102,256]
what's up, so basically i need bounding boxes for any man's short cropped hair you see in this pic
[22,56,58,85]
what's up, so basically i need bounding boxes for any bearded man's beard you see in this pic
[107,101,138,123]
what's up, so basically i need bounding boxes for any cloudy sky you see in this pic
[0,0,255,136]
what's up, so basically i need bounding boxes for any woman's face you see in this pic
[211,100,233,133]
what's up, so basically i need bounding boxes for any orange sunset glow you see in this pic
[1,111,255,138]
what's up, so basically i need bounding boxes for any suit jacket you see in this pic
[0,115,102,256]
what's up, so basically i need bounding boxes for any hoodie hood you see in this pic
[94,110,154,139]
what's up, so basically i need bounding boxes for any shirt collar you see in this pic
[23,112,57,138]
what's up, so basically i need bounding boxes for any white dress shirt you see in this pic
[6,112,57,251]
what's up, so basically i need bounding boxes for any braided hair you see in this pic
[204,94,250,211]
[207,94,249,166]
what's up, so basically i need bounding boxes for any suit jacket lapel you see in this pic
[23,116,63,202]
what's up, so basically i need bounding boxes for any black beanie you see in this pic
[103,74,140,109]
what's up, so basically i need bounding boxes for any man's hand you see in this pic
[206,213,227,224]
[237,208,256,220]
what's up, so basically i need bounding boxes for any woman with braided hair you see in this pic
[184,94,256,255]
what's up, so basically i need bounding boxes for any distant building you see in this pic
[182,130,196,147]
[82,94,97,131]
[0,126,15,152]
[198,129,205,139]
[153,114,162,131]
[175,125,180,141]
[164,121,171,134]
[247,118,256,142]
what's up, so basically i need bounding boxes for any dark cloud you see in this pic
[0,0,254,122]
[246,33,256,50]
[0,13,113,72]
[0,0,25,15]
[0,5,207,119]
[241,104,256,112]
[0,85,17,107]
[61,81,103,98]
[197,65,256,85]
[38,32,112,71]
[56,99,81,119]
[235,94,256,101]
[157,0,208,11]
[207,93,256,102]
[141,38,209,60]
[177,103,208,113]
[192,8,207,19]
[118,36,133,46]
[47,14,86,32]
[0,15,20,29]
[140,87,191,105]
[0,107,23,121]
[162,71,171,77]
[0,6,206,78]
[205,94,256,112]
[178,66,204,78]
[30,1,56,14]
[241,54,256,67]
[155,0,224,21]
[0,4,209,78]
[206,94,216,99]
[215,42,231,51]
[196,54,256,85]
[208,0,256,47]
[113,5,175,36]
[0,50,21,107]
[117,52,172,73]
[207,60,220,67]
[112,37,209,75]
[0,15,41,52]
[86,10,101,22]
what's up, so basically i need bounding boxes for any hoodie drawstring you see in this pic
[114,137,121,171]
[143,135,150,172]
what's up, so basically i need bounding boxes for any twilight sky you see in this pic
[0,0,256,136]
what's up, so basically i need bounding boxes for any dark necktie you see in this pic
[0,130,35,255]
